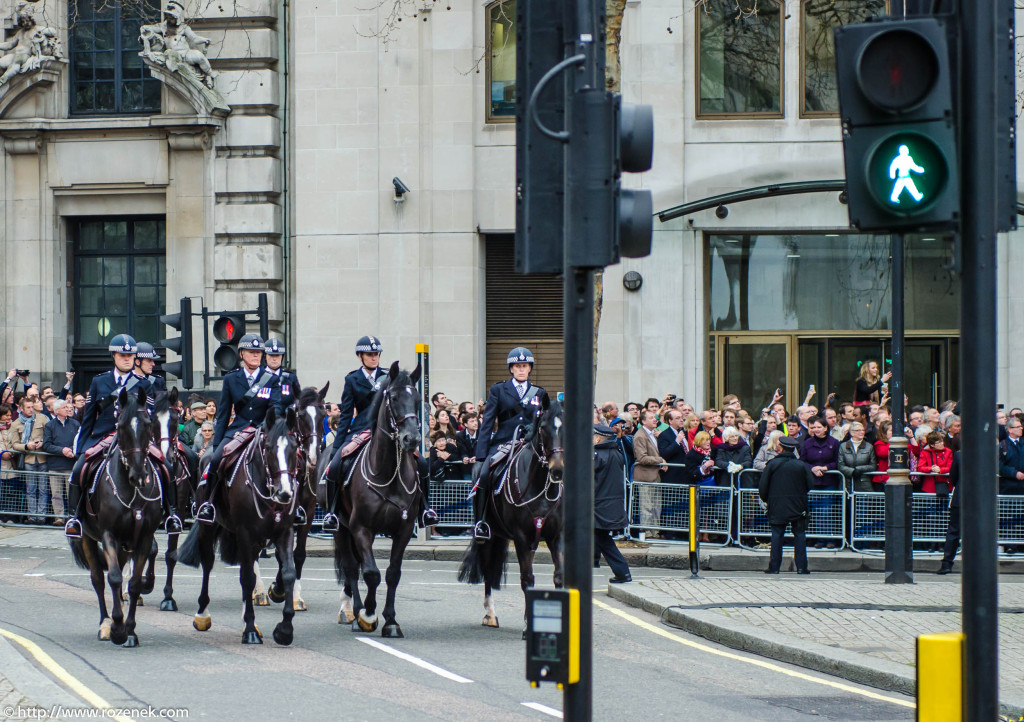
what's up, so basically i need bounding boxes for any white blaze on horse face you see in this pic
[276,436,292,497]
[305,406,318,463]
[157,411,171,456]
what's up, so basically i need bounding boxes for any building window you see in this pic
[801,0,886,116]
[70,0,161,115]
[697,0,783,118]
[486,0,516,122]
[73,217,166,349]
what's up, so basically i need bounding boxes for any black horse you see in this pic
[145,388,198,612]
[317,361,421,637]
[458,396,564,629]
[177,407,302,645]
[68,386,165,647]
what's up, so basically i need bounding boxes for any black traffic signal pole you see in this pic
[959,0,1000,716]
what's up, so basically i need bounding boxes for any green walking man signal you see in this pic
[888,145,924,204]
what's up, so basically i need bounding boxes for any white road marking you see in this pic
[23,573,44,577]
[521,702,562,718]
[356,637,473,684]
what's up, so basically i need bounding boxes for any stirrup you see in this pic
[64,517,83,539]
[473,521,491,542]
[421,509,440,527]
[165,514,183,535]
[294,507,308,527]
[195,502,216,525]
[321,512,340,532]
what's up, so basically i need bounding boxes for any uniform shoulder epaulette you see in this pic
[345,369,362,380]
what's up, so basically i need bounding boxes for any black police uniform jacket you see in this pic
[594,439,628,531]
[76,369,147,453]
[333,367,387,449]
[213,366,283,447]
[757,450,815,527]
[475,378,546,460]
[141,374,167,409]
[272,369,302,406]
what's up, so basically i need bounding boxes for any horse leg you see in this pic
[141,538,157,596]
[546,528,565,588]
[380,530,410,638]
[252,559,270,606]
[354,528,380,633]
[193,527,215,632]
[272,528,296,646]
[161,531,179,611]
[513,535,536,640]
[334,528,361,627]
[482,579,498,628]
[122,543,148,648]
[102,532,128,645]
[82,538,112,640]
[238,541,262,644]
[291,509,311,611]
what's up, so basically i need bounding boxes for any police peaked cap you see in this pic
[134,341,160,360]
[264,337,286,356]
[507,346,535,367]
[108,334,138,354]
[355,335,383,354]
[239,333,264,351]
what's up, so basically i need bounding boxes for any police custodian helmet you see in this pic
[108,334,138,355]
[239,334,264,352]
[264,337,286,356]
[507,346,535,370]
[134,342,160,360]
[355,335,383,354]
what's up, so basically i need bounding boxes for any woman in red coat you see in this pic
[916,431,953,493]
[873,420,892,485]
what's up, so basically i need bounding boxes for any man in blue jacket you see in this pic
[471,346,546,541]
[999,417,1024,495]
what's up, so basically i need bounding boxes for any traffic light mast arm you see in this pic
[527,54,585,142]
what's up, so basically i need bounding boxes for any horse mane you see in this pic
[296,387,319,408]
[119,392,142,422]
[264,416,291,445]
[367,376,392,427]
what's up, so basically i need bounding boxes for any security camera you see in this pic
[393,177,410,201]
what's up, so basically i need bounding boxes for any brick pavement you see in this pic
[639,576,1024,700]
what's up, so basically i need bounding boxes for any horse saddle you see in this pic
[217,426,257,475]
[340,430,371,459]
[487,440,523,470]
[82,432,116,462]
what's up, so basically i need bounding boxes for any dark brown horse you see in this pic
[317,361,421,637]
[68,386,165,647]
[458,395,564,629]
[177,407,302,645]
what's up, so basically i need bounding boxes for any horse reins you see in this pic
[363,388,419,497]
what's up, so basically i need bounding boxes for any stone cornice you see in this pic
[145,61,230,119]
[0,62,64,120]
[0,114,224,134]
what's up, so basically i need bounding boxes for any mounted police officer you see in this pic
[194,333,283,525]
[134,341,167,408]
[321,336,438,532]
[264,337,301,407]
[64,334,183,539]
[471,346,546,541]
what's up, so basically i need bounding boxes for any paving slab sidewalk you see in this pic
[607,574,1024,717]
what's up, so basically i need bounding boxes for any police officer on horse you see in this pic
[64,334,183,538]
[264,337,301,407]
[194,333,283,525]
[471,346,546,541]
[134,341,167,408]
[321,336,438,532]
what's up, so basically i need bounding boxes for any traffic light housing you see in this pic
[834,18,959,231]
[212,313,246,373]
[159,297,194,389]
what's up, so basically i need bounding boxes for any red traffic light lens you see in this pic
[857,29,939,113]
[213,314,245,344]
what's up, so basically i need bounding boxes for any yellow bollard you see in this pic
[916,632,963,721]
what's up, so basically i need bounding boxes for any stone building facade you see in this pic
[1,0,1022,411]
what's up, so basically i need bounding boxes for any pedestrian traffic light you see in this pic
[834,18,959,231]
[159,297,194,389]
[212,313,246,373]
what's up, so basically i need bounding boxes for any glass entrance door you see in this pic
[717,336,792,412]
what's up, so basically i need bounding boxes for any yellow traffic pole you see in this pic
[688,484,699,578]
[916,632,963,721]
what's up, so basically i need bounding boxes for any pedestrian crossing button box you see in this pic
[525,588,579,686]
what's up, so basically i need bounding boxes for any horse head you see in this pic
[152,387,179,459]
[263,406,300,506]
[537,395,564,482]
[383,361,421,453]
[116,385,153,487]
[295,383,329,467]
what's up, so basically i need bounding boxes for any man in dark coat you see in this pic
[938,451,961,573]
[758,435,814,574]
[593,424,631,583]
[656,408,690,484]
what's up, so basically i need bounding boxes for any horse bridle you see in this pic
[378,387,418,439]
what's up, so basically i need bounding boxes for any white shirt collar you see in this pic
[645,427,657,441]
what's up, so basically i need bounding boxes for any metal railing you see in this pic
[626,462,733,544]
[734,469,847,549]
[0,469,71,524]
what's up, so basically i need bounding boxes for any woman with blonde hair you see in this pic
[853,360,891,407]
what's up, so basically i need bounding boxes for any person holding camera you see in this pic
[7,394,48,523]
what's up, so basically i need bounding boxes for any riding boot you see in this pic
[321,459,341,532]
[159,468,182,535]
[472,465,491,542]
[417,455,439,528]
[64,482,84,539]
[195,466,218,525]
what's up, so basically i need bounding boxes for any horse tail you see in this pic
[68,537,99,571]
[218,530,240,566]
[457,539,508,589]
[175,522,204,567]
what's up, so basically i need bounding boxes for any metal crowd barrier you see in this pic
[0,468,72,525]
[428,479,474,531]
[626,462,733,544]
[734,468,847,549]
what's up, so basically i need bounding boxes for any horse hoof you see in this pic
[267,583,285,604]
[273,624,293,646]
[242,630,263,645]
[482,614,499,628]
[381,624,404,639]
[343,610,355,624]
[122,634,139,648]
[255,625,263,640]
[293,599,307,612]
[193,614,212,632]
[254,593,270,607]
[356,611,378,633]
[110,627,128,646]
[98,619,112,641]
[160,599,177,612]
